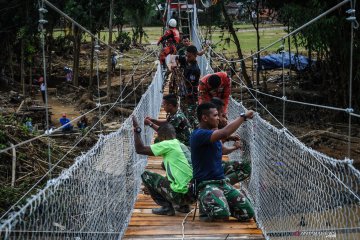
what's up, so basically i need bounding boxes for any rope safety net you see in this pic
[0,1,360,240]
[191,3,360,239]
[0,63,164,239]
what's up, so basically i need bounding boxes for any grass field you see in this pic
[207,28,287,55]
[53,23,304,57]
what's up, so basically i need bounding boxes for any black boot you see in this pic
[152,206,175,216]
[174,205,191,213]
[162,62,167,71]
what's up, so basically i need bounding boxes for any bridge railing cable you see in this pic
[0,41,158,155]
[0,62,164,239]
[209,48,360,118]
[0,62,158,222]
[43,0,134,59]
[0,15,158,218]
[191,3,360,239]
[0,2,163,238]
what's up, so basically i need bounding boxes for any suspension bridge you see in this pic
[0,0,360,239]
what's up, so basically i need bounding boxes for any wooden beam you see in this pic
[16,100,25,113]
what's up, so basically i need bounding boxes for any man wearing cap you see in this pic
[59,113,73,132]
[198,72,231,114]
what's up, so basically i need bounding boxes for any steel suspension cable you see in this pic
[347,0,356,158]
[211,0,352,64]
[210,47,360,117]
[0,63,158,221]
[198,23,360,205]
[39,0,52,177]
[43,0,132,59]
[0,42,158,155]
[209,52,289,131]
[281,40,286,127]
[95,41,102,132]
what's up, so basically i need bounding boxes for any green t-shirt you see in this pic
[150,139,193,193]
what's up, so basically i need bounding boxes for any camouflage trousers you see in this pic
[141,170,195,207]
[197,179,254,221]
[222,160,251,185]
[180,98,198,129]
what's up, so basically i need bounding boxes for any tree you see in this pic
[107,0,114,102]
[269,0,360,111]
[87,1,108,88]
[65,0,108,87]
[124,0,156,44]
[65,0,89,87]
[114,1,127,35]
[0,0,40,93]
[245,0,265,90]
[219,0,253,87]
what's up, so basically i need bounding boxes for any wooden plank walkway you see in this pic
[124,84,264,240]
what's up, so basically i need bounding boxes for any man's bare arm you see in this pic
[133,116,155,156]
[222,141,241,155]
[210,110,254,143]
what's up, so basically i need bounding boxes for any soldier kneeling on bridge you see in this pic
[190,103,255,222]
[132,116,195,215]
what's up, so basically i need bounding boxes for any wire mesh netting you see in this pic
[191,5,360,238]
[227,100,360,240]
[1,4,360,240]
[0,65,163,240]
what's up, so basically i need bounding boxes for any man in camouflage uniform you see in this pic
[222,160,251,185]
[211,97,252,185]
[133,117,194,215]
[145,94,191,146]
[176,45,201,129]
[190,103,254,221]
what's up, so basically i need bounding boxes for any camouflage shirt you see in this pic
[167,109,192,146]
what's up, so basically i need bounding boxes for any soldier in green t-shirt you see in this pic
[133,117,195,216]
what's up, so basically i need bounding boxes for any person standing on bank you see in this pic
[40,80,46,104]
[190,102,255,221]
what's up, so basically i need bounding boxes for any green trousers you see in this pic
[197,179,254,221]
[141,170,195,207]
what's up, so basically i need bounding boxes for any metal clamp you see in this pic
[38,7,48,13]
[253,57,258,66]
[38,19,48,24]
[346,8,359,28]
[345,108,354,113]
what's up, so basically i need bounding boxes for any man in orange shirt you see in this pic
[158,19,180,69]
[198,72,231,113]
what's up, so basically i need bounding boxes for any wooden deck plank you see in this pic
[124,82,263,239]
[125,235,264,240]
[129,220,257,227]
[125,226,262,236]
